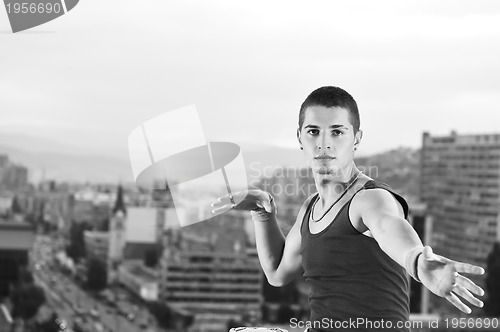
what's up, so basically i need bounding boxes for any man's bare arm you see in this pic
[352,189,485,314]
[213,190,313,287]
[352,189,422,268]
[252,202,305,287]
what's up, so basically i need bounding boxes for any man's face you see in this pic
[297,105,361,177]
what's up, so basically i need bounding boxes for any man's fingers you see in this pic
[211,204,232,214]
[212,192,243,213]
[260,191,274,213]
[454,262,485,276]
[445,292,472,314]
[456,275,485,296]
[452,284,484,308]
[211,199,227,208]
[212,190,274,213]
[212,191,247,207]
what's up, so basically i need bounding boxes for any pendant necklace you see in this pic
[310,171,362,223]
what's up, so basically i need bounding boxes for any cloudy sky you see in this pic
[1,0,500,160]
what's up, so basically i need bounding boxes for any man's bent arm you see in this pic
[252,196,311,287]
[252,212,287,285]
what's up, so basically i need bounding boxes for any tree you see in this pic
[67,221,91,262]
[485,242,500,316]
[148,302,171,328]
[86,258,107,291]
[36,312,60,332]
[147,302,193,330]
[100,218,110,232]
[10,281,46,321]
[18,267,34,284]
[144,248,159,268]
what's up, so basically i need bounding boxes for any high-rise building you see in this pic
[0,155,28,191]
[69,188,114,228]
[420,131,500,314]
[0,222,35,297]
[0,155,8,168]
[159,209,262,332]
[36,190,73,233]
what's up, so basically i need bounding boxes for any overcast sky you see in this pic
[1,0,500,159]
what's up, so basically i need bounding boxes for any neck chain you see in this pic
[310,171,362,223]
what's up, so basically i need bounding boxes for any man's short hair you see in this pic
[299,86,360,133]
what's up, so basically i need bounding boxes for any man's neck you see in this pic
[313,163,359,210]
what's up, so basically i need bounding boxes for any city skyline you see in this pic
[1,0,500,167]
[1,129,496,185]
[1,131,499,331]
[2,2,500,331]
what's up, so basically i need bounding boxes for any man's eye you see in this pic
[332,130,343,136]
[307,129,319,136]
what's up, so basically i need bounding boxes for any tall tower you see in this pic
[108,185,127,279]
[420,131,500,314]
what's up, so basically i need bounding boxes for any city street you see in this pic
[33,235,160,332]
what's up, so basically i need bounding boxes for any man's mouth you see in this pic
[315,155,335,160]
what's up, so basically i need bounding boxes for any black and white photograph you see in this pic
[1,1,500,331]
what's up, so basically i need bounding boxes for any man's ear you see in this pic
[354,129,363,150]
[296,128,302,146]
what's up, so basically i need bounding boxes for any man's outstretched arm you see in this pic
[352,188,485,314]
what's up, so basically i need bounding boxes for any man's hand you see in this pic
[418,246,485,314]
[211,189,275,214]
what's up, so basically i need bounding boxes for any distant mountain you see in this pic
[355,147,421,200]
[0,134,304,184]
[0,144,134,184]
[239,142,304,174]
[0,132,120,157]
[0,134,421,195]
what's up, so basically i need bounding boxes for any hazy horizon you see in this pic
[2,0,500,165]
[0,130,421,185]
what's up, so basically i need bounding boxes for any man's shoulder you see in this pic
[354,186,398,206]
[361,178,394,192]
[353,180,409,218]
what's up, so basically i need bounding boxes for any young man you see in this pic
[212,86,485,331]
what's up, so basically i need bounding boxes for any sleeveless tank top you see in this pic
[300,180,410,332]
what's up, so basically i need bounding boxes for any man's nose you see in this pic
[317,133,332,150]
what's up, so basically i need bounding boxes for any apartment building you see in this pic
[159,210,262,332]
[420,131,500,314]
[0,222,35,297]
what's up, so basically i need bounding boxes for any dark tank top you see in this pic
[300,180,410,332]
